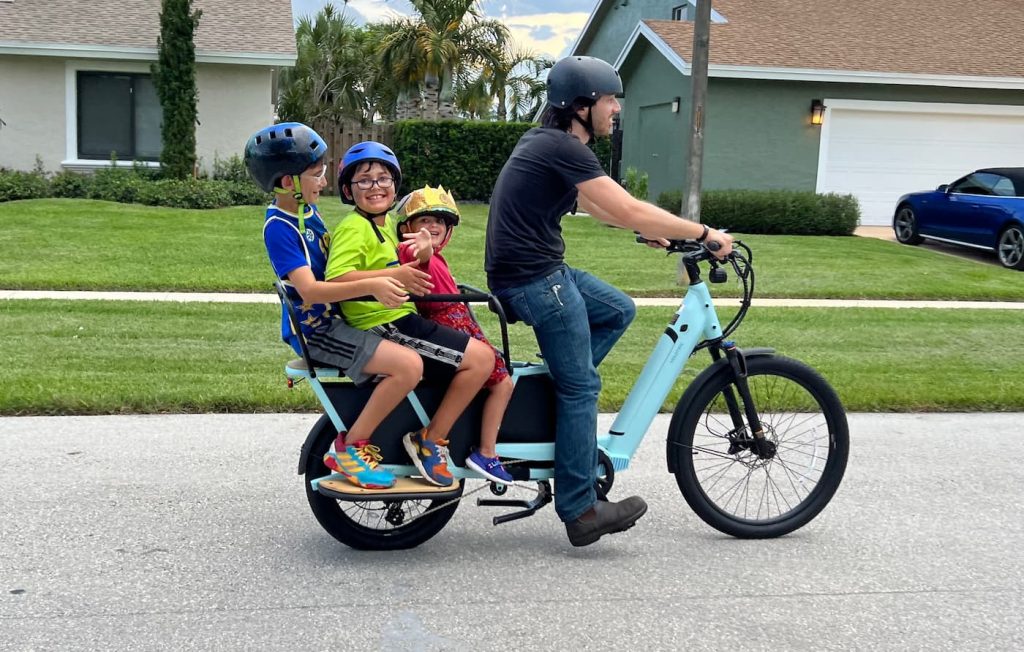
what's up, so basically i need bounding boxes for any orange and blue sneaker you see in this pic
[324,441,396,489]
[402,429,454,487]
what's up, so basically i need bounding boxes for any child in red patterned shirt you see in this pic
[396,185,514,484]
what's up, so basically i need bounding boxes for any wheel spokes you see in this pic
[999,230,1023,266]
[692,375,832,522]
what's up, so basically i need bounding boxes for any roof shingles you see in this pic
[644,0,1024,79]
[0,0,295,57]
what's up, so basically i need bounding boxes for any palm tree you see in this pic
[484,48,552,122]
[378,0,509,119]
[277,5,378,124]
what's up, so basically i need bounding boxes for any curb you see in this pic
[3,290,1024,310]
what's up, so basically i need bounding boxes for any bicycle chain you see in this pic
[358,457,544,527]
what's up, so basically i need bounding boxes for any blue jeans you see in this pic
[493,265,636,522]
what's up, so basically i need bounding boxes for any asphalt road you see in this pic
[2,413,1022,651]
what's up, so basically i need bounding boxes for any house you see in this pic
[0,0,295,175]
[572,0,1024,225]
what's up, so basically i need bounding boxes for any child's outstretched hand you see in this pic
[403,228,434,264]
[393,262,434,296]
[369,277,410,308]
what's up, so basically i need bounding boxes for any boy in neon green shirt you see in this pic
[326,141,493,488]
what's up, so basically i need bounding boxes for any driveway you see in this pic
[855,225,1003,267]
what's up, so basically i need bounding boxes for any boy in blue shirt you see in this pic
[245,123,434,490]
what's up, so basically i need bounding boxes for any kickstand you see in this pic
[477,481,552,525]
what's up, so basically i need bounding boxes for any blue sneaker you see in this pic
[324,442,396,489]
[402,430,454,487]
[466,450,513,484]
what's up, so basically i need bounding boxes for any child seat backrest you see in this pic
[274,280,319,379]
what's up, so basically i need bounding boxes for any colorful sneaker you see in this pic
[466,450,513,484]
[324,442,395,490]
[402,430,454,487]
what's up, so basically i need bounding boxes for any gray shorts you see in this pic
[305,319,382,386]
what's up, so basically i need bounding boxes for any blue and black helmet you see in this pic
[337,141,402,205]
[244,122,328,192]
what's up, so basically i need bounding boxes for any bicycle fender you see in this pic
[297,413,335,475]
[665,347,774,474]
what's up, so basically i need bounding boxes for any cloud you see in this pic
[292,0,411,25]
[291,1,591,60]
[502,12,590,59]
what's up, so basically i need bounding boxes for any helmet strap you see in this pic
[571,107,595,142]
[355,206,387,243]
[290,174,306,234]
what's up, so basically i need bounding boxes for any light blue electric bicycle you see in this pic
[279,239,849,550]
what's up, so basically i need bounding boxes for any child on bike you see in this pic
[245,123,431,491]
[325,142,493,488]
[395,185,514,484]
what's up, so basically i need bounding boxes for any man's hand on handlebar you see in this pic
[705,227,734,258]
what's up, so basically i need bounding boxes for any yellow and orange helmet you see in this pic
[396,185,460,228]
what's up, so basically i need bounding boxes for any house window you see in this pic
[672,1,728,23]
[671,4,693,20]
[77,72,162,161]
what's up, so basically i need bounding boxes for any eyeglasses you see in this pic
[352,177,394,190]
[304,165,327,181]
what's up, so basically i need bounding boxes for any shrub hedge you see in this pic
[392,120,534,200]
[0,166,271,208]
[392,120,616,201]
[0,170,50,201]
[656,188,859,236]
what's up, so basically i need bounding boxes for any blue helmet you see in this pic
[244,122,328,192]
[337,141,402,205]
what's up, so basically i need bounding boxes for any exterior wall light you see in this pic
[810,99,825,125]
[671,96,680,113]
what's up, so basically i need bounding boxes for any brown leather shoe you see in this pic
[565,496,648,547]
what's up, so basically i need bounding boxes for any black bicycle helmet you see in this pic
[546,56,623,109]
[244,122,327,192]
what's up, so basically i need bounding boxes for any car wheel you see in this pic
[997,225,1024,270]
[893,205,923,245]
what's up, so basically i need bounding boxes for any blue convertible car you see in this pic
[893,167,1024,270]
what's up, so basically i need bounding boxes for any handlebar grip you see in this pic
[705,240,722,252]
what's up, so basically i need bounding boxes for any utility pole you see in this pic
[683,0,712,222]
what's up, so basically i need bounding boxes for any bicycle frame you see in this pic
[281,267,734,490]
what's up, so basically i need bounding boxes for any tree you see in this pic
[151,0,202,179]
[484,48,551,122]
[377,0,509,119]
[277,5,381,125]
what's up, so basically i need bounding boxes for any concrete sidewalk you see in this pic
[3,289,1024,310]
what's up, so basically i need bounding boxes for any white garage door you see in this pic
[815,99,1024,226]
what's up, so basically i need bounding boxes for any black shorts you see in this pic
[305,319,382,386]
[369,313,470,384]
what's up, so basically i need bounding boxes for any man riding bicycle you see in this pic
[485,55,733,547]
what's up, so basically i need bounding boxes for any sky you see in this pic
[289,0,596,60]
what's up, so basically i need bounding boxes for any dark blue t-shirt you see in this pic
[485,127,606,290]
[263,204,341,354]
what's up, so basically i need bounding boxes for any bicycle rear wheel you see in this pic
[303,417,461,550]
[668,355,848,538]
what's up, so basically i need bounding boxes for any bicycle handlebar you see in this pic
[635,235,725,258]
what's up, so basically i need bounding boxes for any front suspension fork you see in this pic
[710,342,775,459]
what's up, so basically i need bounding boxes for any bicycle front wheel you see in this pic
[668,355,848,538]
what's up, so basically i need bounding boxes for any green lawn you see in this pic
[2,198,1022,299]
[3,299,1022,415]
